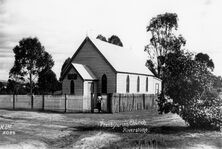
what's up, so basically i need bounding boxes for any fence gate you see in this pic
[91,93,97,112]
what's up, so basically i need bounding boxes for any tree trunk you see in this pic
[30,72,33,95]
[161,79,165,96]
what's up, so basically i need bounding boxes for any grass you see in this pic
[0,109,221,148]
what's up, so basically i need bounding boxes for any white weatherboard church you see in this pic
[60,37,161,98]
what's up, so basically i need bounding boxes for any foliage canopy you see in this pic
[96,34,123,47]
[9,37,54,94]
[146,13,222,130]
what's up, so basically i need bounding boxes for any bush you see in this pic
[158,50,222,130]
[179,90,221,130]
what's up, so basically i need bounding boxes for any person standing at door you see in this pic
[97,96,102,113]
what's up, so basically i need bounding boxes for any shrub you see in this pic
[158,50,222,130]
[179,90,221,130]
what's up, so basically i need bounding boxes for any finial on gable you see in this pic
[85,29,94,39]
[85,35,89,41]
[85,31,89,41]
[86,30,88,37]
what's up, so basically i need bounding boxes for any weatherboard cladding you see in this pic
[61,37,154,80]
[62,67,83,95]
[62,37,158,94]
[116,73,154,94]
[72,39,116,93]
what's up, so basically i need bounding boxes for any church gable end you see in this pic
[71,38,116,93]
[62,66,83,95]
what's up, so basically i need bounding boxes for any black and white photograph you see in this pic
[0,0,222,148]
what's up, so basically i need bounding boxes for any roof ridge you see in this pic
[89,37,129,50]
[89,37,153,76]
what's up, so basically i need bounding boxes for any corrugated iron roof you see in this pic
[72,63,97,80]
[89,37,153,75]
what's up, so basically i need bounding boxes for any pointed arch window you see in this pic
[146,77,148,92]
[70,80,75,95]
[137,76,140,92]
[101,74,107,93]
[126,75,130,93]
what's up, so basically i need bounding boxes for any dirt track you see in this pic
[0,110,221,148]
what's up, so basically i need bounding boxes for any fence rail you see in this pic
[0,93,158,113]
[0,95,83,112]
[107,93,158,113]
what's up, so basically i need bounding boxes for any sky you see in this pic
[0,0,222,81]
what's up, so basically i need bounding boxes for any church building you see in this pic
[60,37,161,98]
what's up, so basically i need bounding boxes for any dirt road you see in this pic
[0,110,221,148]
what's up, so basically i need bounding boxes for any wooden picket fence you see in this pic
[0,93,158,113]
[101,93,158,113]
[0,95,83,112]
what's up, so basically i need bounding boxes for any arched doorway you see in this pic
[70,80,75,94]
[101,74,107,93]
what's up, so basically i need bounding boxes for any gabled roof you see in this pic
[61,36,154,80]
[72,63,97,80]
[89,37,153,76]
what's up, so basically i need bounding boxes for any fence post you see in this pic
[143,94,145,110]
[13,94,15,110]
[111,93,114,113]
[64,94,67,113]
[152,94,155,109]
[91,93,93,113]
[108,93,111,113]
[42,95,44,111]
